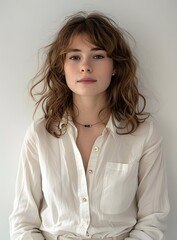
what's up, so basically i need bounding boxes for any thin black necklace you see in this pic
[74,119,105,128]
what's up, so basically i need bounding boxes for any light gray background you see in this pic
[0,0,176,239]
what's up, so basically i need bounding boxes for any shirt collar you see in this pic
[105,115,120,138]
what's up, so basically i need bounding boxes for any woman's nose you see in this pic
[80,60,93,73]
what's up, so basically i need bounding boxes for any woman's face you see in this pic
[64,34,114,99]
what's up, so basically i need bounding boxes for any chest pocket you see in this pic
[100,162,138,214]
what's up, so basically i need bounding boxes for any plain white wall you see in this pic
[0,0,176,239]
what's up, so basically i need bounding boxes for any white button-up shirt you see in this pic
[9,116,170,240]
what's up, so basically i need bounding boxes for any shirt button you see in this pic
[94,146,99,152]
[88,169,93,174]
[82,197,87,202]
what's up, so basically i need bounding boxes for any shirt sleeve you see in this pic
[9,123,44,240]
[125,121,170,240]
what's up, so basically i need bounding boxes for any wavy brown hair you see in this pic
[30,11,149,137]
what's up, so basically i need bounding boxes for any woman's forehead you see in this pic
[67,33,103,50]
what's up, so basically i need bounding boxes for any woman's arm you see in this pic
[125,121,170,240]
[9,123,44,240]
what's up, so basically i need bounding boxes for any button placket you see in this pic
[74,143,90,235]
[86,137,103,197]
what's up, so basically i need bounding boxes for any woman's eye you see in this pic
[93,55,105,59]
[69,56,80,60]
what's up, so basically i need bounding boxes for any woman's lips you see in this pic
[77,78,97,83]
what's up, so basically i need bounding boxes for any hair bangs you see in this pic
[60,14,115,56]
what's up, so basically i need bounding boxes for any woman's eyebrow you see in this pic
[67,47,105,53]
[91,47,105,51]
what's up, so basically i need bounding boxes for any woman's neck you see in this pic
[72,95,110,125]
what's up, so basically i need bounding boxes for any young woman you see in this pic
[9,11,169,240]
